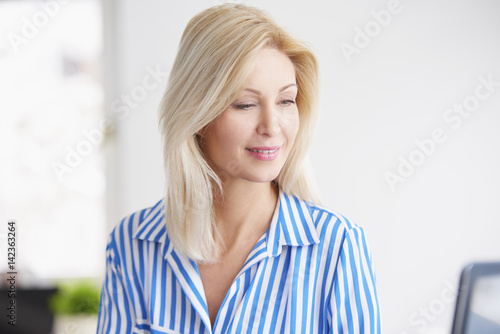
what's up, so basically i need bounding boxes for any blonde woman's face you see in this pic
[201,47,299,185]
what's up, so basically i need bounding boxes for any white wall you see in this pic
[104,0,500,332]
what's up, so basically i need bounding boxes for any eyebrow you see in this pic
[243,83,297,96]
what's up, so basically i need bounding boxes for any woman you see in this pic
[97,4,380,333]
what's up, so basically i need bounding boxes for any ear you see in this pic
[195,126,208,149]
[197,121,213,137]
[196,126,206,137]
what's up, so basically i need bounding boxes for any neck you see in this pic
[213,180,278,256]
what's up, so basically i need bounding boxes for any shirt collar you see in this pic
[266,189,320,257]
[132,198,166,242]
[132,189,320,256]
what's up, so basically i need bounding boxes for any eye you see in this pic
[279,99,296,106]
[232,103,256,110]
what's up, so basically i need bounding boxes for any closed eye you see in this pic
[233,103,256,110]
[279,99,296,106]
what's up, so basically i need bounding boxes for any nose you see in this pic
[257,104,280,137]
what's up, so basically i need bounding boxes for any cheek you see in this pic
[284,112,300,143]
[216,112,252,142]
[211,121,245,151]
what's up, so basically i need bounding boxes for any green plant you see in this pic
[49,280,101,315]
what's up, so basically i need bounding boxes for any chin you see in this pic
[243,170,282,184]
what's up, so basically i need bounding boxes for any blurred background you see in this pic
[0,0,499,333]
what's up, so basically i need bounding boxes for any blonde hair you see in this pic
[158,4,320,262]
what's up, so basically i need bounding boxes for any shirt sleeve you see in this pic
[97,236,138,334]
[329,226,381,334]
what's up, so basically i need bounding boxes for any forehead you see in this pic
[244,47,296,89]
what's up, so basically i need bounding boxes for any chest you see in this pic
[198,252,250,326]
[140,243,332,333]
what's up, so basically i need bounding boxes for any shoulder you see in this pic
[279,190,367,250]
[106,199,166,257]
[302,200,376,278]
[307,201,359,231]
[303,199,369,249]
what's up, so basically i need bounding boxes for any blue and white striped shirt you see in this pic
[97,190,381,333]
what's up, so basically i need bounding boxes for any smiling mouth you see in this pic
[246,148,279,154]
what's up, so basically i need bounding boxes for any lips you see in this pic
[246,148,279,154]
[245,146,281,161]
[246,146,280,153]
